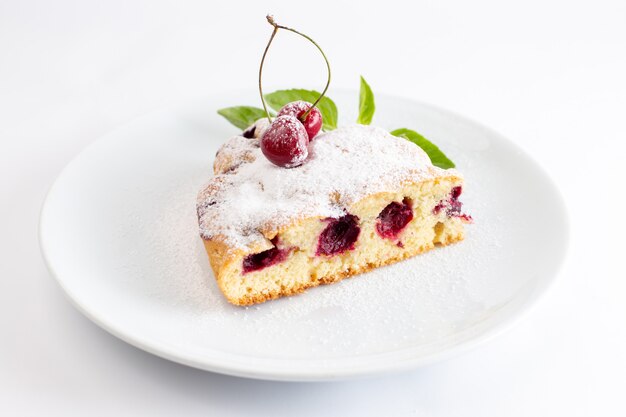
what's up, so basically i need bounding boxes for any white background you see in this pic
[1,0,625,415]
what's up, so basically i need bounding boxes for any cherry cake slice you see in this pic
[197,123,472,306]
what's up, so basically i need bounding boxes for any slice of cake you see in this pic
[197,122,471,305]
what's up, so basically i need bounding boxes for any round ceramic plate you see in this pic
[39,91,568,381]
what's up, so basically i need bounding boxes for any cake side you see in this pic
[206,174,468,306]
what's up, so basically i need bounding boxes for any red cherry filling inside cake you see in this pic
[376,198,414,240]
[242,238,293,274]
[316,214,361,256]
[433,186,472,222]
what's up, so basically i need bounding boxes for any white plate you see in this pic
[39,91,569,381]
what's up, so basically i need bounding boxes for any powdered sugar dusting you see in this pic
[197,124,451,250]
[277,100,312,118]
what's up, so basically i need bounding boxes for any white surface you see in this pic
[39,92,569,380]
[1,0,624,414]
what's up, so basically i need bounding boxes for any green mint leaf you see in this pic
[390,128,456,169]
[264,89,338,130]
[357,76,375,125]
[217,106,268,130]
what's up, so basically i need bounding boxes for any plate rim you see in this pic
[38,91,571,381]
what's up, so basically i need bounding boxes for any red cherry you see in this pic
[277,101,323,140]
[316,214,360,256]
[260,115,309,168]
[375,199,414,240]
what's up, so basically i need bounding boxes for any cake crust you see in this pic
[206,232,464,306]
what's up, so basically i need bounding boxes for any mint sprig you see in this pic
[390,128,455,169]
[264,89,338,130]
[217,106,269,130]
[357,76,375,125]
[216,78,457,169]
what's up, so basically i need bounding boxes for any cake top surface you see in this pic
[197,123,457,251]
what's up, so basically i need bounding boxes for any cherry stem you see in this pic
[259,25,278,122]
[258,15,332,123]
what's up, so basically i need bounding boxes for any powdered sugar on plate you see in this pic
[197,124,455,250]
